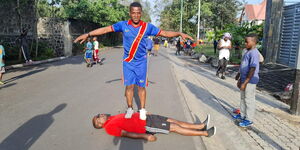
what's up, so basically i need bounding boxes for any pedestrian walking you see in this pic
[234,33,260,127]
[0,42,5,85]
[176,38,181,55]
[213,39,218,54]
[92,37,101,64]
[17,28,32,63]
[216,33,232,79]
[74,2,193,120]
[164,39,168,48]
[146,37,153,56]
[92,113,215,141]
[153,37,160,56]
[84,38,93,67]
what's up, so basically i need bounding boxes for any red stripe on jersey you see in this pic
[110,25,115,32]
[156,29,162,36]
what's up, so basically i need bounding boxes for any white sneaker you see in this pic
[139,108,147,120]
[125,107,134,119]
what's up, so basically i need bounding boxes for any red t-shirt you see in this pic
[103,113,146,137]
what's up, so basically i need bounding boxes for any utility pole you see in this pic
[197,0,201,41]
[180,0,183,32]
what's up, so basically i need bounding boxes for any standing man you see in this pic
[146,36,153,56]
[176,38,181,55]
[18,28,32,63]
[216,33,232,79]
[74,2,193,120]
[213,39,218,54]
[153,37,160,56]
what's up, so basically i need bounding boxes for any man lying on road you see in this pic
[92,113,216,141]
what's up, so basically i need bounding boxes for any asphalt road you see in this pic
[0,48,201,150]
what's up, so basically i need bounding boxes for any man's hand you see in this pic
[74,33,89,44]
[240,83,247,91]
[121,131,157,142]
[180,33,194,41]
[159,31,193,41]
[74,26,113,44]
[146,134,157,142]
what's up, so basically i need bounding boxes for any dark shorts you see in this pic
[146,115,170,134]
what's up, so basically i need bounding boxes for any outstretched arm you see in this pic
[160,30,193,41]
[121,131,157,142]
[74,26,113,44]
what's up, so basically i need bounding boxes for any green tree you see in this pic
[159,0,241,37]
[61,0,128,26]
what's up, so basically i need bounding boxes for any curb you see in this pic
[5,56,69,70]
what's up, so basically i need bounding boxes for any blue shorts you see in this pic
[85,52,92,59]
[123,60,148,87]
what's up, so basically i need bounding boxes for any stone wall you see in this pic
[0,0,36,46]
[0,1,122,58]
[37,18,66,56]
[36,18,123,57]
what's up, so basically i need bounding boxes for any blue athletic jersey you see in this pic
[112,20,161,62]
[86,42,93,53]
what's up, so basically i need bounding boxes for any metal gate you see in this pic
[277,2,300,68]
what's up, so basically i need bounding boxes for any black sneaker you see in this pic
[221,75,226,79]
[202,114,210,130]
[206,126,216,137]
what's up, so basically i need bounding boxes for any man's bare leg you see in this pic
[125,85,134,118]
[137,86,146,109]
[167,118,205,130]
[170,123,208,136]
[125,85,134,108]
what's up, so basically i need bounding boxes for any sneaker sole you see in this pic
[205,114,210,128]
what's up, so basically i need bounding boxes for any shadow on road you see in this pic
[0,103,67,150]
[4,68,47,84]
[247,126,283,150]
[181,80,283,149]
[181,79,233,120]
[113,137,145,150]
[0,82,17,90]
[105,78,122,84]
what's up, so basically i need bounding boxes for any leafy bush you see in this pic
[4,40,55,65]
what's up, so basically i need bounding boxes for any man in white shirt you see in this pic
[216,33,232,79]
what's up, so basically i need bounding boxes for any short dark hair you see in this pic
[245,33,258,43]
[130,2,142,10]
[92,115,102,129]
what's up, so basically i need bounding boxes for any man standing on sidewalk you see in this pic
[234,34,260,127]
[74,2,193,120]
[18,28,32,63]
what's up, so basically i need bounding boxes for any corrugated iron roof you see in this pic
[244,0,266,20]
